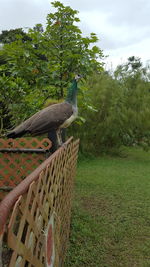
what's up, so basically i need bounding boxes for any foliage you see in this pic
[0,1,104,133]
[43,1,104,97]
[0,1,149,155]
[69,58,150,154]
[114,57,150,150]
[0,28,31,44]
[69,72,127,154]
[0,75,30,131]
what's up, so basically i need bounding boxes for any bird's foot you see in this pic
[58,142,67,149]
[62,143,67,149]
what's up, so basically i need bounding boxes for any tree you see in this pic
[29,1,104,98]
[114,56,148,82]
[113,57,150,151]
[0,1,104,132]
[0,28,31,44]
[69,67,150,155]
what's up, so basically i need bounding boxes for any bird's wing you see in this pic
[27,102,73,135]
[7,110,41,137]
[9,110,41,135]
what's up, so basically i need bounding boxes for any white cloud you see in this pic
[0,0,149,67]
[0,0,51,31]
[104,37,150,69]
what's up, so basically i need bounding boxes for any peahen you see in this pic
[7,75,81,146]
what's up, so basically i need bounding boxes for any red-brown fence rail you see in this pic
[0,137,79,267]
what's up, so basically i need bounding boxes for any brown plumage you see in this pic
[7,102,73,138]
[7,75,81,141]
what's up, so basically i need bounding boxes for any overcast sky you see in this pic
[0,0,150,68]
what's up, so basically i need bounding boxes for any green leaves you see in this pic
[44,1,104,95]
[0,1,104,133]
[69,68,150,155]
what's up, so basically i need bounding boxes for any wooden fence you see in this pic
[0,137,79,267]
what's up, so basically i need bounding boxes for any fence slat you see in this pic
[0,137,79,267]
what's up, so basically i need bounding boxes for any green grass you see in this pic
[65,147,150,267]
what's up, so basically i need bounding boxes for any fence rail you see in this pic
[0,137,79,267]
[0,138,52,192]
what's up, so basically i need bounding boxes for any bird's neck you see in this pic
[66,79,78,107]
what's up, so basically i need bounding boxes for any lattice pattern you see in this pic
[0,138,52,189]
[0,138,51,150]
[0,138,79,267]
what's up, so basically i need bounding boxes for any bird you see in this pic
[7,75,81,146]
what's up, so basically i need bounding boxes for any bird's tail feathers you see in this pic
[6,130,28,139]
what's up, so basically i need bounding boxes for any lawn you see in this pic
[64,147,150,267]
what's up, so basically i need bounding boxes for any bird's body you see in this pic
[7,75,80,141]
[8,102,75,138]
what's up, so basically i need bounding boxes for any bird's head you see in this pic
[74,74,82,81]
